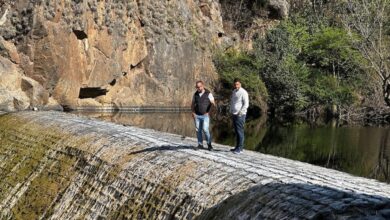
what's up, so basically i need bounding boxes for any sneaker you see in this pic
[207,143,213,151]
[197,144,204,149]
[230,147,237,152]
[233,149,241,154]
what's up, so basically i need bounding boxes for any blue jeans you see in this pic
[194,114,211,145]
[233,114,246,150]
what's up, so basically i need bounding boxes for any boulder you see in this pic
[0,90,30,111]
[0,56,28,111]
[21,76,49,107]
[0,37,20,64]
[0,56,48,111]
[269,0,290,19]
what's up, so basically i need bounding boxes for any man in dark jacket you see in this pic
[191,80,215,151]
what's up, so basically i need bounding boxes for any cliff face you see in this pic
[0,0,225,110]
[0,0,288,111]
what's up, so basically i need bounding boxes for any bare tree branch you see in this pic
[342,0,390,106]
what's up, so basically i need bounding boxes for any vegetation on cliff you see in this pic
[215,0,390,121]
[214,50,268,113]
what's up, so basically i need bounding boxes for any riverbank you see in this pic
[295,106,390,125]
[0,111,390,219]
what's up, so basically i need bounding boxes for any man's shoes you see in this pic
[232,149,241,154]
[230,147,237,152]
[207,143,213,151]
[197,144,204,149]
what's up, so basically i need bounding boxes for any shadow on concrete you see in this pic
[196,182,390,220]
[128,145,225,155]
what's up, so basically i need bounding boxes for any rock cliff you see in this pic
[0,0,288,111]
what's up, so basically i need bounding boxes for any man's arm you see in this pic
[210,99,216,114]
[239,91,249,115]
[209,93,216,106]
[208,93,216,115]
[191,95,196,118]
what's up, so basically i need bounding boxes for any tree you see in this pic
[213,49,268,112]
[342,0,390,106]
[305,27,363,81]
[254,23,310,113]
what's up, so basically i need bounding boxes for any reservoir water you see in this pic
[72,111,390,183]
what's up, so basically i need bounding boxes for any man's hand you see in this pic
[208,100,216,117]
[192,112,196,119]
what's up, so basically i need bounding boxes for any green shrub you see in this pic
[214,49,268,111]
[304,27,363,79]
[309,74,358,106]
[253,19,364,114]
[254,21,311,113]
[214,9,367,116]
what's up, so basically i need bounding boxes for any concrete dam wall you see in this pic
[1,111,390,219]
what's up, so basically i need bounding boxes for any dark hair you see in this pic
[196,80,204,85]
[233,78,241,83]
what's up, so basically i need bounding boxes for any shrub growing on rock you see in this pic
[214,49,268,113]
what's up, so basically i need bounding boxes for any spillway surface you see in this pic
[0,111,390,219]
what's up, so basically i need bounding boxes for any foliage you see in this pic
[304,27,364,79]
[254,13,368,114]
[214,49,268,110]
[215,14,367,115]
[254,22,310,112]
[341,0,390,107]
[308,74,358,106]
[214,0,383,116]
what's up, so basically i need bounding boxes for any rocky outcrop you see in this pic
[0,0,289,112]
[0,54,55,111]
[218,0,289,51]
[0,111,390,219]
[0,0,225,111]
[269,0,290,19]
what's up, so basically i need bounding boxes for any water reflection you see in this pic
[72,112,390,183]
[256,122,390,183]
[74,111,196,138]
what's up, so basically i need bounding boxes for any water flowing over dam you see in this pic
[0,111,390,219]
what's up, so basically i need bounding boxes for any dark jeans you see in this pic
[233,114,246,150]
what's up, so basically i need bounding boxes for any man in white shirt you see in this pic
[191,80,215,151]
[230,78,249,154]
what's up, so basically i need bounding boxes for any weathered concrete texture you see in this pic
[1,111,390,219]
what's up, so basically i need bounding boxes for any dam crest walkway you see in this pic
[0,111,389,219]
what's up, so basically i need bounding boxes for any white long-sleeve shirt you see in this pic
[230,88,249,115]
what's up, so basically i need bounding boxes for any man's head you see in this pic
[233,78,241,90]
[195,80,205,92]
